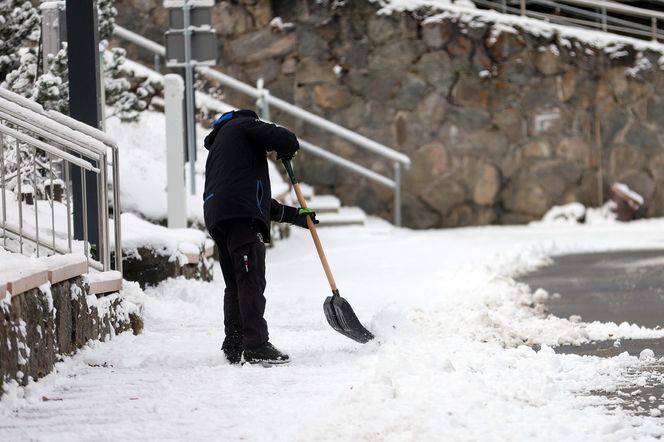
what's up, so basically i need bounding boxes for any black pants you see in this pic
[210,219,268,349]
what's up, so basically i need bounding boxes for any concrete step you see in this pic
[306,194,341,214]
[4,270,49,297]
[317,207,366,227]
[85,271,123,295]
[42,254,88,284]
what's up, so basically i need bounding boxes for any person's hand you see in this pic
[277,150,298,161]
[293,207,319,229]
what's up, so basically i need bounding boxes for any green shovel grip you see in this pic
[282,158,298,185]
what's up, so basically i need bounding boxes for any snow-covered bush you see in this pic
[0,0,151,122]
[0,0,155,201]
[0,0,39,83]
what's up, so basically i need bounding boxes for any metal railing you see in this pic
[113,25,411,226]
[475,0,664,41]
[0,87,122,272]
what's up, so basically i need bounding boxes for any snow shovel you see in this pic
[282,159,374,344]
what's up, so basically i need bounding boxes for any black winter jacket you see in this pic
[203,110,299,242]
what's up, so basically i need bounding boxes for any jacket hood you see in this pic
[204,109,259,150]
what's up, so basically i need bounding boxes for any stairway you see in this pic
[289,183,366,227]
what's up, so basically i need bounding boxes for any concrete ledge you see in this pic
[7,270,48,296]
[43,255,88,284]
[85,271,123,295]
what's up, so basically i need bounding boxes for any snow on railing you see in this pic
[0,87,122,272]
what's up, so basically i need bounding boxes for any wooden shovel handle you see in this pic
[292,181,338,292]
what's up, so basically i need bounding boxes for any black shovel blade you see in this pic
[323,290,374,344]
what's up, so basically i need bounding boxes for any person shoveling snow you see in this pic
[203,109,318,365]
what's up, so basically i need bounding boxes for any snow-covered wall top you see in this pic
[373,0,664,54]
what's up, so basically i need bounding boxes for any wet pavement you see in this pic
[521,249,664,416]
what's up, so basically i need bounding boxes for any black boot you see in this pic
[221,333,243,364]
[243,341,290,365]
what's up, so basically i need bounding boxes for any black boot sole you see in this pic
[242,358,290,367]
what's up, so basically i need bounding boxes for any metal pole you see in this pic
[98,157,109,269]
[154,53,161,73]
[256,78,270,121]
[112,147,122,272]
[520,0,526,16]
[0,132,6,249]
[601,7,607,32]
[183,0,196,195]
[82,168,89,260]
[49,155,56,254]
[394,162,402,227]
[652,17,658,41]
[501,0,507,14]
[165,74,187,228]
[16,140,23,253]
[64,162,72,252]
[32,147,39,257]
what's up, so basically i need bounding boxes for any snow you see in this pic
[374,0,664,54]
[542,202,587,223]
[613,182,645,206]
[119,212,206,261]
[83,270,122,285]
[0,246,47,281]
[106,109,290,225]
[3,217,664,439]
[0,88,107,155]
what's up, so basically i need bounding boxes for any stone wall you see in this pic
[121,246,214,289]
[0,278,140,392]
[117,1,664,228]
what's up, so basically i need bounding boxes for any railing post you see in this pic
[154,53,161,73]
[0,133,6,249]
[652,17,658,41]
[601,7,607,32]
[165,74,187,229]
[520,0,525,16]
[501,0,506,14]
[394,162,402,227]
[256,78,271,121]
[16,140,24,253]
[32,147,39,257]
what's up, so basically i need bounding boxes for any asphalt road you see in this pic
[521,249,664,416]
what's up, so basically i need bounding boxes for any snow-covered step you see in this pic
[4,270,48,296]
[84,271,123,295]
[316,207,366,227]
[42,254,88,284]
[305,194,341,214]
[287,182,315,201]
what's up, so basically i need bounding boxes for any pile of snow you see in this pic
[119,212,206,264]
[540,201,618,225]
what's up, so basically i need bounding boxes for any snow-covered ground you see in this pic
[2,216,664,440]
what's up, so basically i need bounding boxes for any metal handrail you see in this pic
[474,0,664,41]
[0,88,122,272]
[112,25,410,226]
